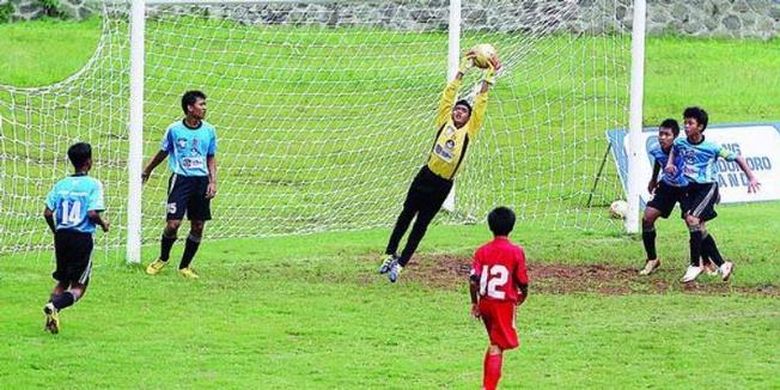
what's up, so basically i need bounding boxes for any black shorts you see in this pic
[404,166,454,213]
[681,182,719,222]
[53,230,93,285]
[166,174,212,221]
[646,182,685,218]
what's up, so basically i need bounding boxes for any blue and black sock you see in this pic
[160,234,176,261]
[701,233,724,267]
[642,224,657,260]
[179,234,201,269]
[51,292,75,311]
[688,226,703,267]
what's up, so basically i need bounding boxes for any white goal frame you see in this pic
[125,0,647,263]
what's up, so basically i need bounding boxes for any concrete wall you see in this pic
[2,0,778,39]
[1,0,92,20]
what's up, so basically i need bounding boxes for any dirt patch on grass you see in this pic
[389,254,778,296]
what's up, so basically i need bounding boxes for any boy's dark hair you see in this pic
[455,99,472,115]
[683,106,708,131]
[660,118,680,137]
[67,142,92,170]
[181,90,207,115]
[488,206,515,236]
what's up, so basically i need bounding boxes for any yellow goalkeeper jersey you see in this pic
[426,79,488,180]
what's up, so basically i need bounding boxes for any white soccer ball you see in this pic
[470,44,497,69]
[609,200,628,219]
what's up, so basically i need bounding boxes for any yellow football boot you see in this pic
[146,259,168,275]
[178,267,199,279]
[43,303,60,334]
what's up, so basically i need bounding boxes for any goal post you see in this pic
[127,0,146,264]
[626,0,646,234]
[441,0,461,213]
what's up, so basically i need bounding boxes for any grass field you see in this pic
[1,17,779,389]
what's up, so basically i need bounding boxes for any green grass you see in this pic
[0,17,102,87]
[1,18,779,389]
[1,219,778,388]
[644,36,780,123]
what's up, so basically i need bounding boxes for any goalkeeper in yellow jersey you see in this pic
[379,50,501,283]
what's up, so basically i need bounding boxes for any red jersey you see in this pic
[470,236,529,303]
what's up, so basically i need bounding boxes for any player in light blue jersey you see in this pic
[640,119,717,276]
[42,142,109,334]
[142,90,218,279]
[666,107,760,283]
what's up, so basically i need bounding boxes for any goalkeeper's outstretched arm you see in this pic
[479,56,501,94]
[434,52,476,127]
[468,56,502,137]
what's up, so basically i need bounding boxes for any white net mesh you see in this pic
[0,14,128,254]
[0,0,629,256]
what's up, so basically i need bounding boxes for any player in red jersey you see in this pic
[469,206,529,390]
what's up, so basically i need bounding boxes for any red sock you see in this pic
[482,350,503,390]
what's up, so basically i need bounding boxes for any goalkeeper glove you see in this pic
[458,55,475,74]
[482,64,496,85]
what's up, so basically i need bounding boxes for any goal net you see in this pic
[0,0,630,257]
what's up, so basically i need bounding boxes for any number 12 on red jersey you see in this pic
[479,264,510,300]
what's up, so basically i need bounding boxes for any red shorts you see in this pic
[479,299,519,350]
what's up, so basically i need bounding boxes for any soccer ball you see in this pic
[609,200,628,219]
[470,44,497,69]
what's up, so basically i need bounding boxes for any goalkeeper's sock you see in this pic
[160,234,176,262]
[179,234,201,269]
[701,233,724,267]
[483,350,503,390]
[641,224,657,260]
[688,226,704,267]
[52,292,75,311]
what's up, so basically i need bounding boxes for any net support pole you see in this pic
[127,0,145,264]
[626,0,646,233]
[442,0,461,212]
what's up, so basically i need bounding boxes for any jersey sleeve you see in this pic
[88,180,106,212]
[160,127,173,153]
[671,138,683,153]
[514,247,529,285]
[207,128,217,157]
[466,90,489,139]
[648,148,661,164]
[649,148,668,171]
[434,79,462,128]
[716,145,737,162]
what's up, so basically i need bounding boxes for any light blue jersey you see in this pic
[648,144,688,187]
[160,120,217,177]
[45,174,105,233]
[672,136,736,184]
